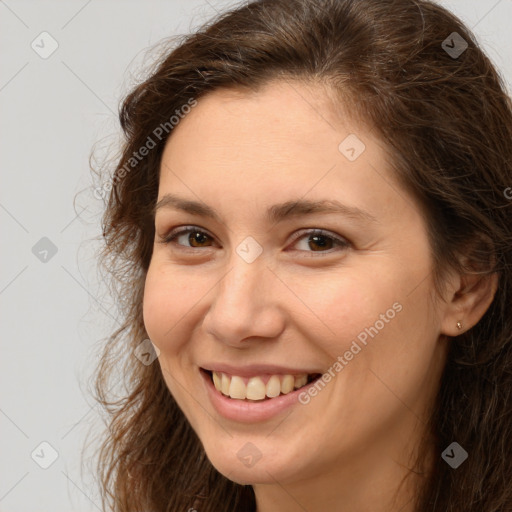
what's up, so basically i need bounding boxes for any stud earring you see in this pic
[456,321,463,330]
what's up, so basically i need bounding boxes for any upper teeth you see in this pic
[212,371,309,400]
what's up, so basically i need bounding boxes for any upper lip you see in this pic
[200,363,322,377]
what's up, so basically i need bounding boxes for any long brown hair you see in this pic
[93,0,512,510]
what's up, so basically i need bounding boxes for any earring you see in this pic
[456,321,463,330]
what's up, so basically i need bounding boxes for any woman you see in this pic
[94,0,512,510]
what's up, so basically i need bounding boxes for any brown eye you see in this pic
[188,230,213,247]
[162,227,215,249]
[291,229,349,255]
[306,233,335,251]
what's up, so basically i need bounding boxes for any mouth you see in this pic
[200,368,322,402]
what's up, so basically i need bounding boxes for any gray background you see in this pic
[1,1,510,510]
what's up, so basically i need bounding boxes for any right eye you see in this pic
[160,226,217,250]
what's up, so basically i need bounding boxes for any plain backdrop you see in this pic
[1,1,511,510]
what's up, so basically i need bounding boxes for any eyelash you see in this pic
[159,225,350,256]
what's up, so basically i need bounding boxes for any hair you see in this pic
[93,0,512,510]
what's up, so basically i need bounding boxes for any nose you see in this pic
[201,250,286,348]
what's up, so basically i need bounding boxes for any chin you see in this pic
[209,458,285,485]
[203,440,301,485]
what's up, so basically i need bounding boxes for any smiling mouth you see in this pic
[202,369,321,401]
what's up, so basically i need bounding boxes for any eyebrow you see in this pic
[154,193,378,225]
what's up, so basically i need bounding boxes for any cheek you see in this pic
[142,261,202,349]
[142,263,203,418]
[323,281,441,432]
[295,265,439,402]
[290,269,402,360]
[142,267,173,346]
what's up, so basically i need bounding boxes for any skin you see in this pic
[142,80,497,512]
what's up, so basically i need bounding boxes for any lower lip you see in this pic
[201,370,310,423]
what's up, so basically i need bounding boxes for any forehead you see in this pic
[161,81,382,178]
[167,80,361,147]
[157,80,412,228]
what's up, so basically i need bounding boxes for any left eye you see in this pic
[161,227,349,254]
[291,229,349,253]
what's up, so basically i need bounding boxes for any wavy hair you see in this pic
[93,0,512,510]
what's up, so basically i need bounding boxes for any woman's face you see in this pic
[143,80,450,486]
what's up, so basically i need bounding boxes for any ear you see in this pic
[440,266,499,337]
